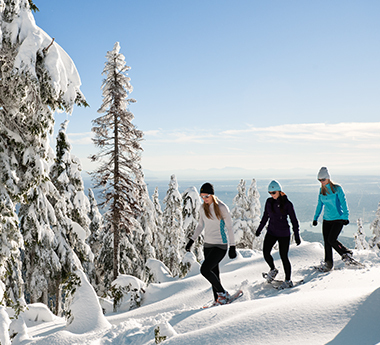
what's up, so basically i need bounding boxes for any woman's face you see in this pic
[200,193,213,205]
[269,191,280,200]
[319,178,330,187]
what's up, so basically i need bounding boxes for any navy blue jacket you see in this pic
[257,195,299,237]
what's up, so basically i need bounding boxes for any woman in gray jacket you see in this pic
[186,182,236,305]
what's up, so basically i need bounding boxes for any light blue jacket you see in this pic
[313,184,349,221]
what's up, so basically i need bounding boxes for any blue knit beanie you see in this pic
[268,180,282,192]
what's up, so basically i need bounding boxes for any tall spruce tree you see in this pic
[90,42,144,281]
[151,187,165,262]
[231,179,254,248]
[87,188,103,290]
[354,218,369,250]
[50,120,94,270]
[369,202,380,249]
[162,175,184,277]
[0,0,86,311]
[182,187,203,261]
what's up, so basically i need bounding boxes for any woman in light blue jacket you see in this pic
[312,167,353,271]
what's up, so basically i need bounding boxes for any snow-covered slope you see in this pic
[14,242,380,345]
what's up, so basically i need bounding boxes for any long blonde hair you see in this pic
[321,180,338,195]
[203,195,222,220]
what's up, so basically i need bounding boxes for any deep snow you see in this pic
[12,241,380,345]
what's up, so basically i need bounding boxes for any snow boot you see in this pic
[216,291,231,305]
[277,280,293,290]
[265,268,278,282]
[318,261,333,272]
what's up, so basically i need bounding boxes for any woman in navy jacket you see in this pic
[255,180,300,289]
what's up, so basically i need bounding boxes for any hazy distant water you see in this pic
[145,175,380,238]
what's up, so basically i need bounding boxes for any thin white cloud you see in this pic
[221,122,380,143]
[67,132,93,145]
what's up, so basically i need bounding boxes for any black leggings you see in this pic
[201,246,227,301]
[263,233,291,281]
[322,220,351,265]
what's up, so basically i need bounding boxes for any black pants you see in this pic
[263,233,291,281]
[322,220,351,266]
[201,246,227,301]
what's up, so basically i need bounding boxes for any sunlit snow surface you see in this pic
[12,242,380,345]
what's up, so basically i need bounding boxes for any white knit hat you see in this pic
[317,167,330,180]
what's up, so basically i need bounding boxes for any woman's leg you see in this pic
[278,236,291,281]
[324,220,351,256]
[322,221,334,266]
[263,233,278,270]
[201,247,227,300]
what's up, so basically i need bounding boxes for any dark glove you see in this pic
[294,233,301,246]
[312,220,318,226]
[229,246,237,259]
[255,230,262,237]
[342,220,349,226]
[185,239,194,252]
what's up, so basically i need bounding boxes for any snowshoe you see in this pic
[202,289,243,309]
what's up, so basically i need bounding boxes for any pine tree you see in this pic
[182,187,203,261]
[50,120,91,237]
[135,184,157,268]
[162,175,184,277]
[19,181,61,306]
[152,187,165,262]
[231,179,255,248]
[90,42,144,281]
[0,141,24,311]
[0,0,86,311]
[248,178,262,250]
[369,202,380,249]
[87,188,103,290]
[354,218,369,250]
[94,223,113,296]
[50,120,94,275]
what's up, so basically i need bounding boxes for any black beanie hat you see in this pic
[200,182,214,195]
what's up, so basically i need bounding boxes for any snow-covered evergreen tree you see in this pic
[0,0,86,311]
[369,202,380,249]
[162,175,184,277]
[0,144,24,311]
[354,218,369,250]
[94,224,113,296]
[231,179,255,248]
[87,188,103,290]
[50,120,91,237]
[50,120,94,277]
[134,184,157,277]
[90,42,144,281]
[248,179,263,250]
[152,187,165,262]
[182,187,203,261]
[19,181,61,306]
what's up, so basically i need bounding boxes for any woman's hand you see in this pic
[228,246,237,259]
[185,239,194,252]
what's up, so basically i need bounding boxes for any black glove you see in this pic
[312,220,318,226]
[342,220,349,226]
[185,239,194,252]
[255,230,262,237]
[229,246,237,259]
[294,233,301,246]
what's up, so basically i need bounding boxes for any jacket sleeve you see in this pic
[313,192,323,221]
[337,186,349,220]
[220,204,235,246]
[287,201,299,234]
[256,199,270,233]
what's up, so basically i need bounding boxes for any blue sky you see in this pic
[34,1,380,180]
